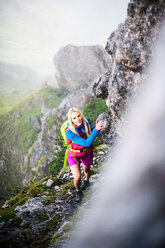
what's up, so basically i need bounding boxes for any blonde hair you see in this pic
[68,108,91,137]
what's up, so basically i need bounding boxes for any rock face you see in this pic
[97,113,112,144]
[54,45,111,91]
[29,116,41,133]
[93,0,165,141]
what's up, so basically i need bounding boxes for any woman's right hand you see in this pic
[96,120,104,131]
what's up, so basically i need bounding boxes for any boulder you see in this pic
[54,45,111,91]
[97,113,112,144]
[29,116,41,133]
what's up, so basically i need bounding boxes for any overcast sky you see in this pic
[0,0,129,76]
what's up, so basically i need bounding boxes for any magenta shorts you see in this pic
[67,152,93,167]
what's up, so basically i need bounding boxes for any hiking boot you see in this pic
[75,190,82,203]
[80,179,89,191]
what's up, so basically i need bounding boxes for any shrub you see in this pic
[83,98,110,126]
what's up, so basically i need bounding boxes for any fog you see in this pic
[0,0,129,76]
[68,22,165,248]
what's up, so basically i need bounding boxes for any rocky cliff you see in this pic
[94,0,165,142]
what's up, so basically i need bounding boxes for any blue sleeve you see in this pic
[66,128,99,147]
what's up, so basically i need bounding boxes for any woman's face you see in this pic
[71,111,82,126]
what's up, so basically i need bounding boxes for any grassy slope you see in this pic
[0,86,68,153]
[0,92,29,115]
[0,86,68,201]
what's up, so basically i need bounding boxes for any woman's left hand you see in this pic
[96,120,104,130]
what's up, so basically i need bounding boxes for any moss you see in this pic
[22,141,38,173]
[59,181,74,198]
[49,127,67,176]
[90,168,98,175]
[21,228,31,236]
[32,236,51,248]
[22,222,31,228]
[61,188,68,196]
[49,148,65,176]
[39,213,49,221]
[42,195,56,205]
[0,206,16,222]
[35,160,42,174]
[62,181,74,190]
[62,222,73,233]
[47,115,55,130]
[29,186,42,197]
[40,176,51,183]
[43,214,61,232]
[51,232,61,245]
[0,205,23,226]
[59,168,66,177]
[6,193,28,207]
[14,216,22,223]
[23,163,29,173]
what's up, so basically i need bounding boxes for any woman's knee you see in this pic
[70,164,81,181]
[74,173,81,182]
[83,166,90,173]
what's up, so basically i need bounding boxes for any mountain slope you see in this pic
[0,86,68,202]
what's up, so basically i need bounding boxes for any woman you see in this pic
[66,107,104,202]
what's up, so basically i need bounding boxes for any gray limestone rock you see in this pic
[54,45,111,91]
[97,113,113,144]
[93,0,165,142]
[29,116,41,133]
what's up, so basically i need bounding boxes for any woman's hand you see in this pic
[96,120,104,130]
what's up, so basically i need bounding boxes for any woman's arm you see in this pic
[66,128,98,147]
[66,121,104,147]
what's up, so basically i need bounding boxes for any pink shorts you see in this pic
[67,152,93,167]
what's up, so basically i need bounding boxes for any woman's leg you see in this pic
[70,164,81,190]
[82,164,91,181]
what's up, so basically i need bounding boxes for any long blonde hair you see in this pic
[68,108,91,137]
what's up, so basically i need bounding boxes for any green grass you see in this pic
[0,86,68,153]
[0,86,68,116]
[83,98,110,126]
[0,91,29,115]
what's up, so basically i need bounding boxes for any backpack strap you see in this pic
[63,142,74,169]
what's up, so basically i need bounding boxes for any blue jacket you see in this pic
[66,117,98,147]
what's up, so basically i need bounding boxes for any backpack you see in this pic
[61,121,75,169]
[60,121,69,147]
